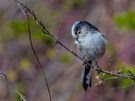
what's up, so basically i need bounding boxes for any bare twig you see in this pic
[0,72,26,101]
[14,0,135,94]
[15,1,52,101]
[26,13,52,101]
[95,61,135,80]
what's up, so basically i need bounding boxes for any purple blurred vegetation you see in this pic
[0,0,135,101]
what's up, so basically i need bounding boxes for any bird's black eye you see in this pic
[77,30,81,35]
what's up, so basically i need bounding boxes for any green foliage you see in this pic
[20,59,32,72]
[102,73,133,89]
[63,0,86,11]
[7,69,18,81]
[10,17,54,45]
[28,17,54,44]
[107,43,115,54]
[33,32,54,45]
[114,11,135,31]
[42,34,54,45]
[2,24,15,41]
[14,83,26,101]
[118,62,135,74]
[117,63,135,88]
[60,53,71,64]
[101,62,135,88]
[47,49,56,59]
[101,73,113,86]
[119,78,133,89]
[11,19,27,35]
[14,92,21,101]
[2,19,27,41]
[74,0,86,7]
[33,32,43,40]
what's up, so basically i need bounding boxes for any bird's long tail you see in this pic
[80,61,92,91]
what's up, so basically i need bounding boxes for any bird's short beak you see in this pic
[74,38,80,44]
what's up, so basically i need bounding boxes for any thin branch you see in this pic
[95,62,135,80]
[24,8,52,101]
[14,0,135,89]
[15,2,52,101]
[103,77,135,89]
[0,72,26,101]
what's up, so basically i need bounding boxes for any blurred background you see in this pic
[0,0,135,101]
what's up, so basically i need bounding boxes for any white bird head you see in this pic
[71,21,99,43]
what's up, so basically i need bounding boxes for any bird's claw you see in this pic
[96,67,102,74]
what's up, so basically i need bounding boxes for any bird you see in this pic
[71,21,107,91]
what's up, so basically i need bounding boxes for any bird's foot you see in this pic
[96,67,102,74]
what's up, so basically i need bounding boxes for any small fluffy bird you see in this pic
[71,21,107,91]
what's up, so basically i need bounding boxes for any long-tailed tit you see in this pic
[71,21,107,91]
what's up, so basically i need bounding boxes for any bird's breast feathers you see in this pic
[76,32,107,60]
